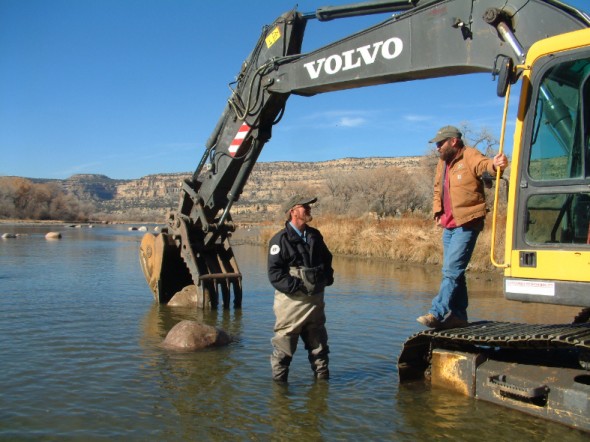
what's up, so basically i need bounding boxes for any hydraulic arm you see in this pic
[139,0,589,309]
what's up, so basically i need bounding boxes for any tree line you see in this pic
[1,124,503,223]
[0,177,94,221]
[318,162,433,218]
[296,124,504,219]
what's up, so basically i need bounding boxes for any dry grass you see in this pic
[258,213,507,273]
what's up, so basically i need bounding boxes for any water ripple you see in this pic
[0,228,586,440]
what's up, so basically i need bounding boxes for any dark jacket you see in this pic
[268,222,334,295]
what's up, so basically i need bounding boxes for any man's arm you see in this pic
[471,148,508,177]
[432,160,443,221]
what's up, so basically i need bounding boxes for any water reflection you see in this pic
[140,303,245,347]
[0,224,587,440]
[334,255,439,296]
[334,254,581,325]
[396,383,585,441]
[269,382,328,441]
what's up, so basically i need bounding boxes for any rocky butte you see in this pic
[30,157,423,220]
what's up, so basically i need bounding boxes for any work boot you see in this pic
[416,313,441,328]
[440,314,469,329]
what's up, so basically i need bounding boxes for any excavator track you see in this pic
[413,321,590,350]
[398,321,590,431]
[399,321,590,381]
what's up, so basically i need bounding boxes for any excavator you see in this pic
[139,0,590,431]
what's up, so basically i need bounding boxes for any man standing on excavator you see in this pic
[417,125,508,329]
[267,195,334,382]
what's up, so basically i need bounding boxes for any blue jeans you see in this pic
[429,225,481,321]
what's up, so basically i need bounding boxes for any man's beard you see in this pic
[296,212,313,224]
[439,146,457,162]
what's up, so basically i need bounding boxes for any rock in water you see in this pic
[167,285,198,306]
[162,320,231,351]
[45,232,62,239]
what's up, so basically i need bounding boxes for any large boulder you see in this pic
[45,232,62,239]
[162,320,231,351]
[167,285,198,306]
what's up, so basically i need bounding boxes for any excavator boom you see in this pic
[140,0,589,309]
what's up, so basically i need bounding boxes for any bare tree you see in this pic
[319,166,431,217]
[0,177,94,221]
[458,122,499,156]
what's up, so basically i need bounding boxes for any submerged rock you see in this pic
[2,233,17,239]
[162,320,231,351]
[167,285,198,306]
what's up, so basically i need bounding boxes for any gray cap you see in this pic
[284,194,317,212]
[429,125,462,143]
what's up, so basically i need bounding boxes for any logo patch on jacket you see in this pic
[270,245,280,255]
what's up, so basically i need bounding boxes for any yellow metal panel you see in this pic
[508,250,590,281]
[526,28,590,66]
[503,28,590,277]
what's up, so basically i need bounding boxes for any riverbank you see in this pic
[1,215,504,273]
[256,214,505,273]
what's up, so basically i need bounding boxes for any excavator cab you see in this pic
[504,34,590,307]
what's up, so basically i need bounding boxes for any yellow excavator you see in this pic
[139,0,590,431]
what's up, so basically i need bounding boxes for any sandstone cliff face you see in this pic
[36,157,422,218]
[235,157,423,218]
[62,174,122,201]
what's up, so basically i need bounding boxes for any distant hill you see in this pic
[29,157,423,220]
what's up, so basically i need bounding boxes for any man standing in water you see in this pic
[417,125,508,329]
[267,195,334,382]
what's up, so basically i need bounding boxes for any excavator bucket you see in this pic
[139,232,192,304]
[139,229,243,309]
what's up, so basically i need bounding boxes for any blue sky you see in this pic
[1,0,589,179]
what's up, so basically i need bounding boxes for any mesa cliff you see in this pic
[31,156,423,220]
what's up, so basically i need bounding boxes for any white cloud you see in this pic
[403,114,433,122]
[337,117,366,127]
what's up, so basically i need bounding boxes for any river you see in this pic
[0,223,586,440]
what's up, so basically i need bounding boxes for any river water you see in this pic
[0,223,586,441]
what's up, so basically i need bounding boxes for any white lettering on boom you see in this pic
[303,37,403,79]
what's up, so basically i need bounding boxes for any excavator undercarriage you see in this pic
[399,321,590,431]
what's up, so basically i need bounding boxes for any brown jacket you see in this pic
[433,146,497,226]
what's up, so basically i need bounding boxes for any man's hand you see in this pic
[298,282,309,295]
[292,266,326,295]
[493,153,508,171]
